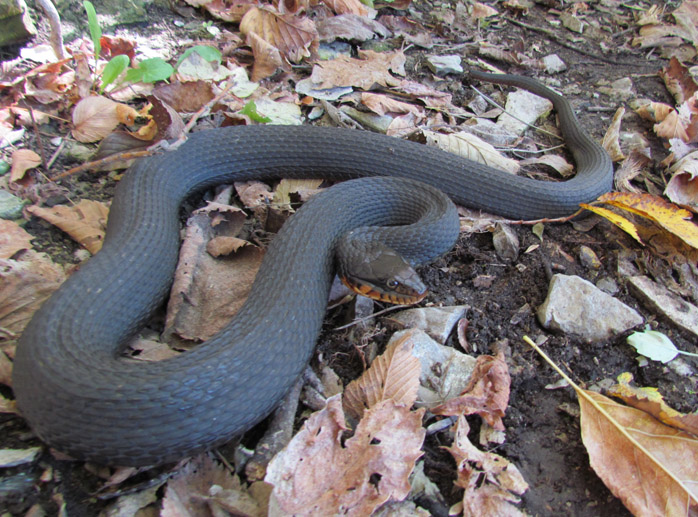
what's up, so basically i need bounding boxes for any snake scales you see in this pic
[12,73,613,466]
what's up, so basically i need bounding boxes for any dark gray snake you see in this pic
[12,73,613,466]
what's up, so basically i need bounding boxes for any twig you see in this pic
[34,0,65,60]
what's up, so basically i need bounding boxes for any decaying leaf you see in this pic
[423,130,519,174]
[432,352,510,431]
[273,178,323,210]
[446,416,528,517]
[240,7,318,63]
[519,154,574,178]
[72,96,138,143]
[608,372,698,436]
[343,330,421,420]
[266,395,425,516]
[361,92,423,117]
[309,50,406,90]
[27,200,110,254]
[162,454,260,517]
[666,149,698,209]
[323,0,369,16]
[9,149,41,183]
[601,106,626,162]
[246,31,284,82]
[579,203,643,244]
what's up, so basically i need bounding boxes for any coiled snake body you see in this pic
[12,73,613,466]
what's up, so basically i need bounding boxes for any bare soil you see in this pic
[1,1,696,516]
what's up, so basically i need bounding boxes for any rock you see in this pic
[426,55,463,75]
[596,277,619,295]
[0,190,25,219]
[579,245,601,270]
[627,275,698,338]
[391,329,476,407]
[386,305,468,344]
[542,54,567,74]
[497,90,553,136]
[0,0,36,47]
[295,78,352,102]
[537,274,643,342]
[492,223,519,261]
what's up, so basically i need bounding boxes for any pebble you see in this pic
[426,55,463,75]
[542,54,567,74]
[579,245,601,270]
[537,274,643,342]
[497,90,553,136]
[387,305,468,344]
[492,223,519,261]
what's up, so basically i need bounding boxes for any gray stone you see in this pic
[537,274,643,342]
[627,275,698,338]
[0,190,25,219]
[426,55,463,76]
[387,305,467,344]
[542,54,567,74]
[492,223,519,261]
[497,90,553,136]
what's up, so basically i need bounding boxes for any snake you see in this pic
[12,72,613,466]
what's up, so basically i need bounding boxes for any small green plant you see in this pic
[240,101,271,123]
[176,45,222,69]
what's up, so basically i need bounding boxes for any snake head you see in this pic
[337,238,427,305]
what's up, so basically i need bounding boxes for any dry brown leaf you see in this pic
[10,149,41,183]
[72,96,125,143]
[266,395,425,516]
[520,154,574,178]
[0,253,65,339]
[309,50,406,90]
[0,350,12,387]
[634,100,674,123]
[246,31,284,82]
[0,220,34,259]
[235,180,274,209]
[471,1,499,19]
[581,389,698,515]
[162,454,260,517]
[361,92,422,117]
[162,199,263,343]
[423,130,519,174]
[199,0,256,22]
[615,149,651,194]
[323,0,368,16]
[343,330,421,420]
[666,149,698,210]
[153,80,216,113]
[240,7,318,63]
[660,56,698,105]
[27,200,110,254]
[608,372,698,436]
[654,109,690,142]
[446,416,528,517]
[432,352,510,431]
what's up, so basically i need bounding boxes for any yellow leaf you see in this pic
[598,192,698,249]
[579,203,643,244]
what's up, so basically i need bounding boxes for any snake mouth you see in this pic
[340,276,427,305]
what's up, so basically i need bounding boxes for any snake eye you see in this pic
[386,279,399,289]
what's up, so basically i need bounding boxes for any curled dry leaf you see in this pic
[198,0,256,23]
[423,130,519,174]
[0,220,34,259]
[601,106,626,162]
[323,0,369,16]
[666,149,698,209]
[240,7,318,63]
[246,31,284,82]
[608,372,698,436]
[10,149,41,183]
[27,200,110,254]
[634,100,674,123]
[72,96,138,143]
[446,416,528,517]
[471,1,499,19]
[520,154,574,178]
[343,330,421,420]
[659,56,698,105]
[266,395,425,516]
[361,93,422,117]
[432,352,510,431]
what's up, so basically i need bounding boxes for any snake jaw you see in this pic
[340,275,427,305]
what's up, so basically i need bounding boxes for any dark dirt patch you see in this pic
[2,1,697,516]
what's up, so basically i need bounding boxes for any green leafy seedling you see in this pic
[125,58,175,84]
[240,101,271,123]
[176,45,222,69]
[100,54,129,92]
[83,1,101,59]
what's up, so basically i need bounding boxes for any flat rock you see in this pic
[497,90,553,136]
[537,274,643,342]
[627,275,698,338]
[426,55,463,75]
[386,305,467,344]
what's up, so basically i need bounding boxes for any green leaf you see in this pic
[177,45,222,69]
[239,101,271,124]
[124,58,174,84]
[627,329,678,364]
[83,1,101,58]
[100,54,130,92]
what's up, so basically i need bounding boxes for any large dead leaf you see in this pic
[266,395,425,516]
[431,352,510,431]
[524,336,698,516]
[608,372,698,436]
[10,149,41,183]
[162,196,263,344]
[423,130,519,174]
[72,96,138,143]
[343,330,421,420]
[446,416,528,517]
[27,200,110,254]
[666,149,698,210]
[309,50,406,90]
[0,220,33,259]
[240,7,318,63]
[323,0,369,16]
[361,93,422,117]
